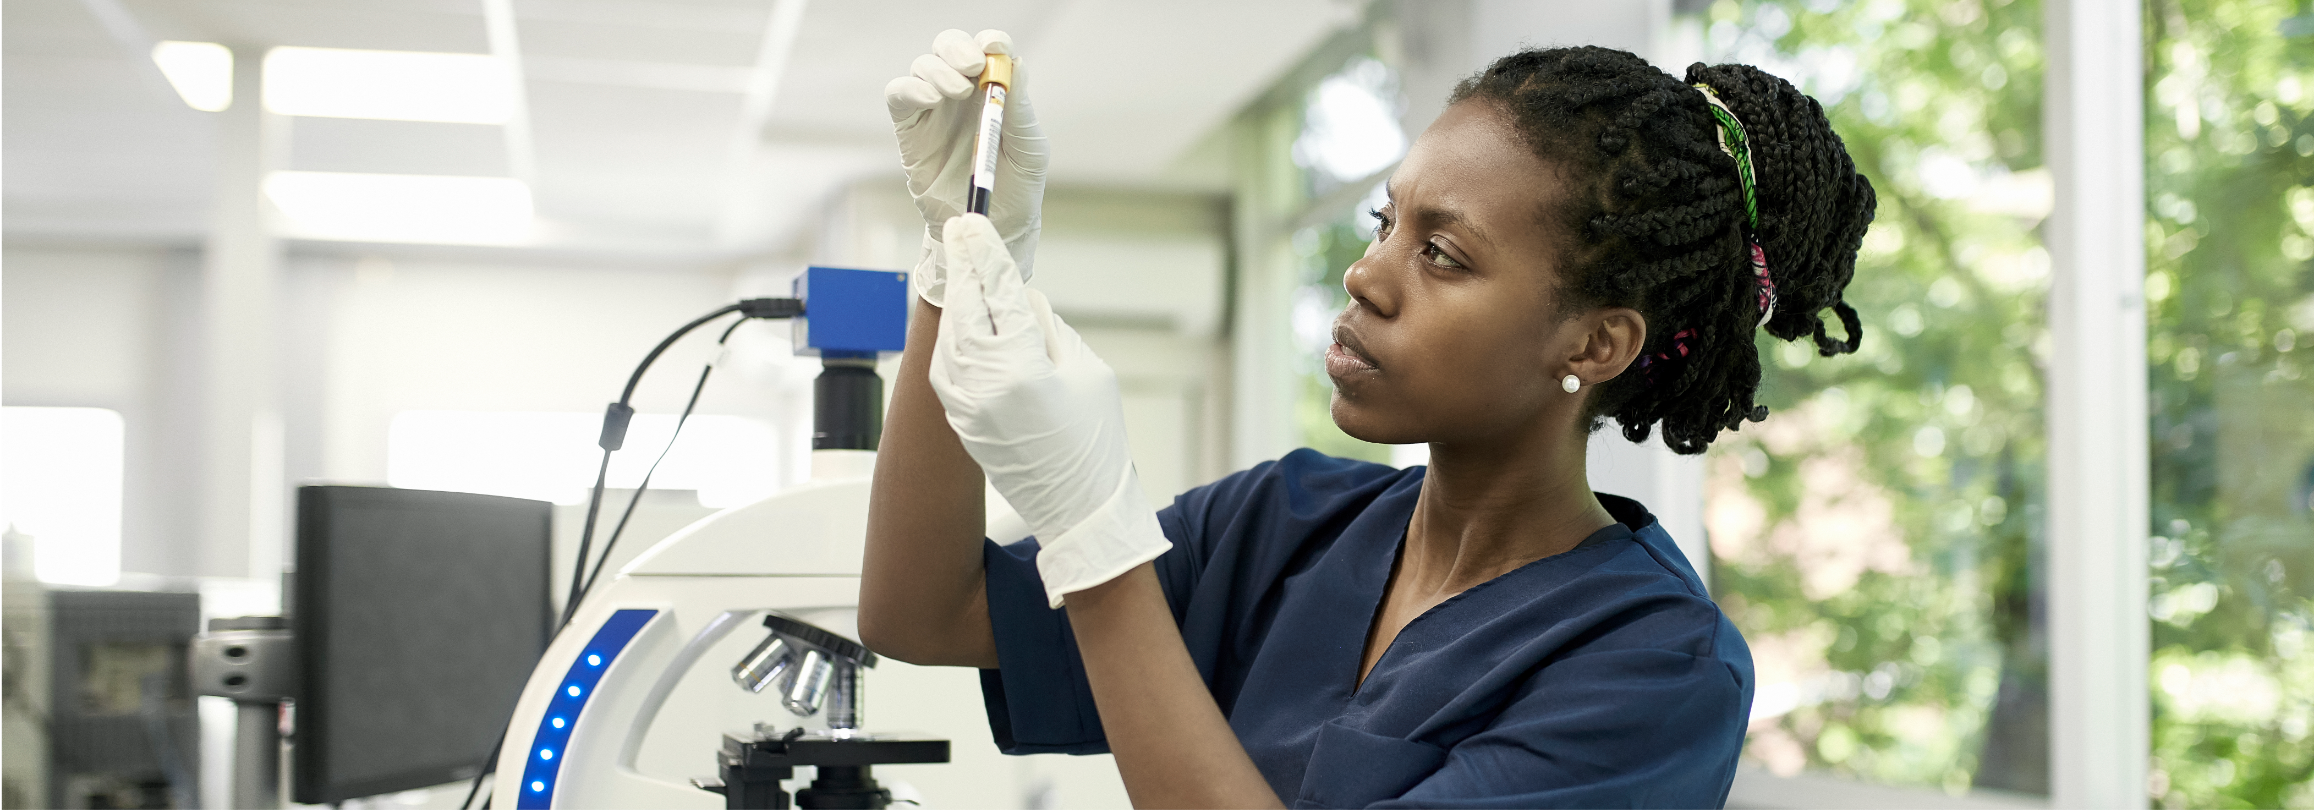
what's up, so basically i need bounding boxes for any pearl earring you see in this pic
[1561,374,1581,393]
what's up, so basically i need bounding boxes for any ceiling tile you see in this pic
[122,0,491,52]
[518,17,762,65]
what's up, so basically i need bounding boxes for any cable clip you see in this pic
[598,402,635,451]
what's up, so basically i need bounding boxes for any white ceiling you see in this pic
[3,0,1358,255]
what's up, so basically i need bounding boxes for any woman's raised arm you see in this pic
[859,25,1043,668]
[858,298,999,667]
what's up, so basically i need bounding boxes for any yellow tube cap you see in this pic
[980,54,1012,89]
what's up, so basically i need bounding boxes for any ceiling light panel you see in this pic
[151,41,233,112]
[263,46,515,124]
[265,171,533,245]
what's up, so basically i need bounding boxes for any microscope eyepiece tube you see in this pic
[783,648,834,717]
[731,634,796,693]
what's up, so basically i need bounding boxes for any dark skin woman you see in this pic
[862,42,1874,808]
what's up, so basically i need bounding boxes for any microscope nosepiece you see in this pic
[732,634,796,694]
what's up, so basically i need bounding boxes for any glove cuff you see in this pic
[1034,465,1170,609]
[912,231,945,307]
[1006,221,1040,283]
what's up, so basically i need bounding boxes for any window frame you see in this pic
[2042,0,2151,805]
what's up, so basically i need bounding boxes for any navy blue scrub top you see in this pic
[979,449,1755,808]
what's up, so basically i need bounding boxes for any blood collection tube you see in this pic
[966,53,1012,216]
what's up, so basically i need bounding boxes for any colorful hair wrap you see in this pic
[1633,85,1773,391]
[1693,82,1777,328]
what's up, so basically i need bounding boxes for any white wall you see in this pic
[287,252,797,487]
[3,243,206,577]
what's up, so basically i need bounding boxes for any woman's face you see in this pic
[1327,100,1633,447]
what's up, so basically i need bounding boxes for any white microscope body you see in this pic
[489,450,1019,809]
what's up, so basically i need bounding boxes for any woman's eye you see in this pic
[1368,208,1392,238]
[1423,242,1464,269]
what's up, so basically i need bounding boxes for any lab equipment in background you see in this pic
[31,589,202,809]
[699,616,949,808]
[490,266,961,809]
[707,723,948,810]
[788,266,909,452]
[189,616,291,809]
[966,53,1012,216]
[729,616,868,721]
[3,528,49,808]
[290,485,553,805]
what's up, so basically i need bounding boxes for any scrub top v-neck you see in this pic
[978,449,1755,808]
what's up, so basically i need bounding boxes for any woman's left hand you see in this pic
[885,29,1047,307]
[928,214,1170,608]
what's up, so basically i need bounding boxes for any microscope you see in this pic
[703,615,946,808]
[491,267,971,810]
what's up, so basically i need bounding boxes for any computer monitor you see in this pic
[290,485,551,804]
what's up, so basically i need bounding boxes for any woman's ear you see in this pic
[1565,307,1645,386]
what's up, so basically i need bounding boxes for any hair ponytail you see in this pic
[1684,62,1874,358]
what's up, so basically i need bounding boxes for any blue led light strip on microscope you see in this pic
[515,608,657,809]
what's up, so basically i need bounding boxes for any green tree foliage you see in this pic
[2142,0,2314,806]
[1711,0,2314,804]
[1294,215,1397,464]
[1701,0,2054,795]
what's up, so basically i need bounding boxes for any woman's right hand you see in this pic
[885,29,1048,308]
[930,214,1172,609]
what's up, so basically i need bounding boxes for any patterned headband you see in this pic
[1634,83,1782,389]
[1693,82,1777,328]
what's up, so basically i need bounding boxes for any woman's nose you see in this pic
[1342,246,1399,318]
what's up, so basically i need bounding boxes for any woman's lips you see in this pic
[1326,328,1380,378]
[1325,342,1376,377]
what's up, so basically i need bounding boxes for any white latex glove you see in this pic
[929,214,1168,608]
[885,29,1047,307]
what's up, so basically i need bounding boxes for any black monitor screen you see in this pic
[291,485,551,804]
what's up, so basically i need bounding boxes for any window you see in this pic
[1288,54,1408,465]
[1237,0,2302,804]
[1,406,126,586]
[386,410,781,508]
[1701,0,2052,795]
[2141,0,2314,805]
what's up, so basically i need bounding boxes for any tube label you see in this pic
[972,86,1005,192]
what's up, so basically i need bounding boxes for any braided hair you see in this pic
[1449,46,1876,454]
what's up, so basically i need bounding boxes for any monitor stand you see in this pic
[191,616,292,809]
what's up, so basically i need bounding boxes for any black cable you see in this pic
[464,297,802,809]
[457,731,503,810]
[557,297,804,628]
[558,304,743,629]
[578,317,747,599]
[558,447,620,631]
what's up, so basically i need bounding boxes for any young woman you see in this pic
[861,29,1875,808]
